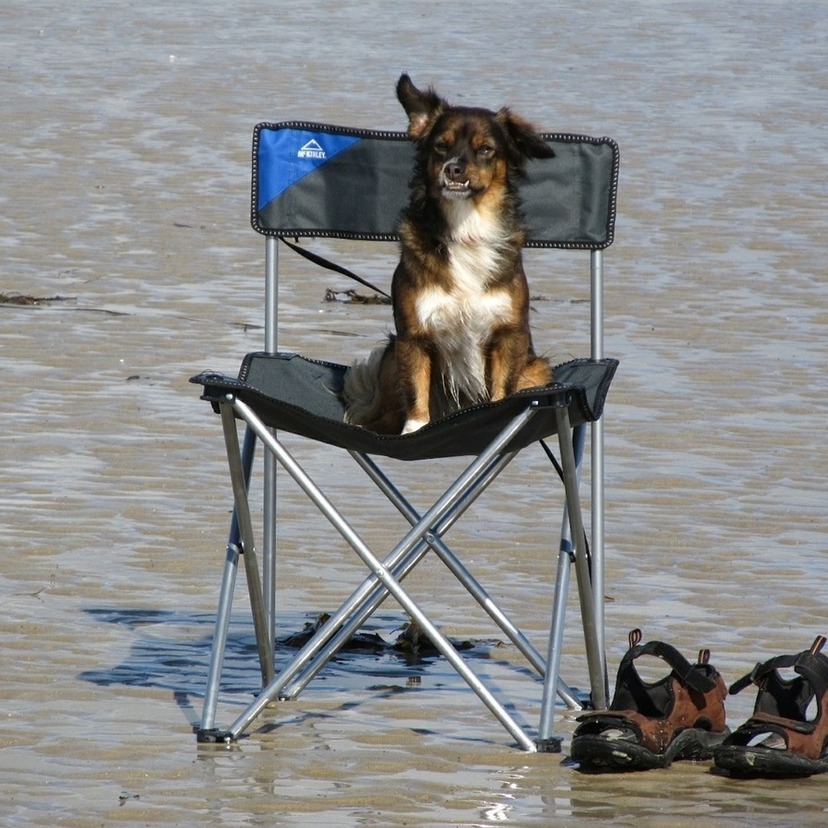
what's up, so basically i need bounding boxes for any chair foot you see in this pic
[536,736,563,753]
[195,727,235,745]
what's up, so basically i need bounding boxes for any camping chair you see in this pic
[190,121,619,753]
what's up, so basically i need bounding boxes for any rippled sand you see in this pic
[2,2,826,825]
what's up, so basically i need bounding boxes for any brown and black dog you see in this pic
[343,74,554,435]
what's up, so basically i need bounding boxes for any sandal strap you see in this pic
[620,630,716,693]
[729,635,828,696]
[749,711,816,735]
[796,653,828,696]
[730,655,798,696]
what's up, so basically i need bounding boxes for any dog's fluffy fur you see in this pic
[343,74,554,435]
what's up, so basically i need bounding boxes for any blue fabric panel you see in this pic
[257,128,361,211]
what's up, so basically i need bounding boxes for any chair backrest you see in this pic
[252,122,619,250]
[249,120,619,364]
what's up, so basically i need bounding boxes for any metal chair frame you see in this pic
[193,123,618,752]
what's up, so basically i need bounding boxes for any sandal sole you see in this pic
[714,745,828,778]
[571,727,729,772]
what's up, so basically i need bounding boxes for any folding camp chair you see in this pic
[191,121,620,753]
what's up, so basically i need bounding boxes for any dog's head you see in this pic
[396,73,554,206]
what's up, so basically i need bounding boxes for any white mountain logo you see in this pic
[297,139,326,159]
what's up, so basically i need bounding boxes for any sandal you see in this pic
[713,635,828,777]
[570,629,729,771]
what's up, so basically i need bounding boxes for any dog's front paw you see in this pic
[401,417,429,435]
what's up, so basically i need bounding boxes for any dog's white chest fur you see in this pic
[415,202,511,404]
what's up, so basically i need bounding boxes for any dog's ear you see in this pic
[497,108,556,160]
[396,74,445,140]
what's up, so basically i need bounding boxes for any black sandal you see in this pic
[570,629,729,771]
[714,635,828,777]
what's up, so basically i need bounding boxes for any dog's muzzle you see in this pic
[441,159,472,198]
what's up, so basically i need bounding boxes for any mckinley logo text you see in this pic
[297,139,326,159]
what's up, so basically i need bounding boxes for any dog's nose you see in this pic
[443,159,466,182]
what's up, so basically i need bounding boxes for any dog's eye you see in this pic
[477,144,495,158]
[433,139,450,155]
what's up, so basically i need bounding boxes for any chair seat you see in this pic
[191,352,618,462]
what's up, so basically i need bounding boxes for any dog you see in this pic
[343,74,555,435]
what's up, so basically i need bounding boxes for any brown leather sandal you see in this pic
[714,635,828,777]
[570,629,729,771]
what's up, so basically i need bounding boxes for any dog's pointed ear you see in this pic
[497,108,556,160]
[396,74,445,140]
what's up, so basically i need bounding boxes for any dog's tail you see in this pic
[342,342,390,427]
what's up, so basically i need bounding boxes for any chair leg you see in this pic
[199,541,240,735]
[536,546,575,751]
[554,407,608,710]
[537,423,588,749]
[219,405,274,686]
[199,423,257,736]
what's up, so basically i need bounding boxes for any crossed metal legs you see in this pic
[198,393,607,751]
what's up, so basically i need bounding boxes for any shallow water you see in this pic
[1,1,827,825]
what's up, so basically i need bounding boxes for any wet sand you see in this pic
[1,1,827,825]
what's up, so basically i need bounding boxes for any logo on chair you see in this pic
[297,139,326,160]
